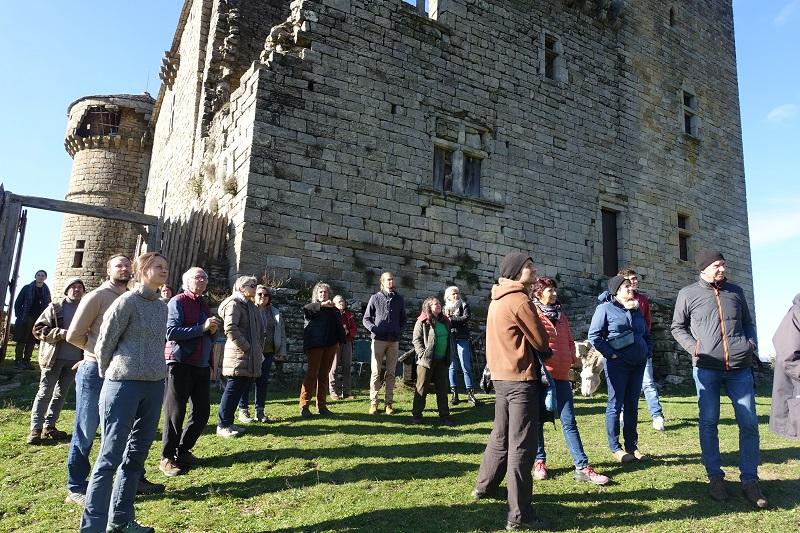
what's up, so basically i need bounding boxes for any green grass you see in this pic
[1,346,799,532]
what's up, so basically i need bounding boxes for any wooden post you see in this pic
[0,209,27,363]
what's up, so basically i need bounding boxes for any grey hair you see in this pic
[333,294,346,305]
[233,275,258,294]
[181,267,208,290]
[310,282,332,303]
[444,285,460,302]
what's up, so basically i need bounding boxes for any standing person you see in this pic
[619,268,666,431]
[770,293,800,440]
[410,297,454,426]
[159,267,220,477]
[216,276,263,438]
[671,250,767,508]
[65,255,164,506]
[300,282,344,418]
[159,284,174,302]
[329,295,356,400]
[443,285,479,407]
[80,252,170,533]
[238,285,287,423]
[588,275,651,463]
[530,277,610,485]
[473,253,550,531]
[363,272,406,415]
[27,277,85,444]
[13,269,51,369]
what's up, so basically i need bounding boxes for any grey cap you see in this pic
[63,277,86,295]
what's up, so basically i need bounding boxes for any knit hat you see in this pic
[63,277,85,295]
[499,253,533,280]
[695,249,725,271]
[608,275,628,296]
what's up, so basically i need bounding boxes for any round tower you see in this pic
[53,93,154,293]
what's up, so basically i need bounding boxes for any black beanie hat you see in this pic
[499,253,533,280]
[696,249,725,271]
[608,275,628,296]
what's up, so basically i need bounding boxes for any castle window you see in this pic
[433,145,454,193]
[682,90,698,137]
[542,33,566,82]
[76,107,121,137]
[669,7,676,27]
[431,119,488,199]
[72,240,86,268]
[678,213,691,262]
[601,208,619,276]
[463,154,482,197]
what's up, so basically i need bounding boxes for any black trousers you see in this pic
[412,359,450,418]
[161,363,211,460]
[475,380,539,525]
[14,316,37,363]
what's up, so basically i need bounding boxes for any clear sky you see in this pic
[1,1,797,355]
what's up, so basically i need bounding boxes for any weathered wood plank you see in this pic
[11,194,158,226]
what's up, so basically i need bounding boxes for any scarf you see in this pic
[532,297,561,323]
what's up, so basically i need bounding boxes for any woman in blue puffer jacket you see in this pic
[588,275,652,463]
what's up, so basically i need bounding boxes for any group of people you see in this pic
[11,246,800,532]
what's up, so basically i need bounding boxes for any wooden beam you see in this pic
[11,194,158,226]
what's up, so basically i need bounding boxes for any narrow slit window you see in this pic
[682,91,698,136]
[678,213,691,262]
[601,209,619,277]
[464,155,482,197]
[544,34,559,80]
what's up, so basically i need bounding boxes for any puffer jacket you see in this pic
[535,307,577,381]
[671,277,757,371]
[770,293,800,439]
[412,312,453,369]
[303,302,345,351]
[588,291,651,365]
[219,293,263,377]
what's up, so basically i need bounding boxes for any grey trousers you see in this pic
[329,340,353,397]
[475,379,539,525]
[31,359,77,430]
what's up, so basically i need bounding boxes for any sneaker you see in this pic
[533,460,549,480]
[65,491,86,506]
[43,426,70,440]
[255,410,270,423]
[159,457,183,477]
[709,476,728,502]
[742,481,769,509]
[106,520,155,533]
[300,406,312,419]
[216,425,242,438]
[575,465,610,485]
[612,450,635,463]
[176,449,198,467]
[26,428,42,445]
[237,408,253,424]
[631,449,647,460]
[506,516,549,531]
[450,389,460,406]
[330,392,341,401]
[652,416,665,431]
[369,402,379,415]
[136,477,165,495]
[318,407,333,416]
[467,389,480,407]
[385,403,394,415]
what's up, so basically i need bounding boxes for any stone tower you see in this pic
[53,94,154,292]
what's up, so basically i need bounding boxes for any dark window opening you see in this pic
[601,209,619,277]
[76,239,86,249]
[76,107,121,138]
[391,103,397,114]
[544,34,558,80]
[72,251,84,268]
[683,92,695,108]
[682,91,698,136]
[464,155,482,197]
[669,7,676,26]
[679,234,689,262]
[308,81,315,91]
[677,214,688,230]
[433,146,454,192]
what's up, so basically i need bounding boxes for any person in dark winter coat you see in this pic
[299,282,345,418]
[671,249,767,509]
[588,275,651,464]
[769,293,800,440]
[14,270,51,369]
[410,297,454,426]
[444,285,479,407]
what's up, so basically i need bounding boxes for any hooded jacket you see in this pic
[770,293,800,439]
[485,278,549,381]
[588,291,651,365]
[671,277,757,371]
[412,312,454,369]
[219,293,263,377]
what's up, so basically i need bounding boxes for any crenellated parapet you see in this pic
[159,51,181,89]
[63,94,154,157]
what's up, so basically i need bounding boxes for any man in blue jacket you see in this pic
[363,272,406,415]
[14,270,51,369]
[671,249,766,509]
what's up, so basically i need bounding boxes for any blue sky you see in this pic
[1,1,797,355]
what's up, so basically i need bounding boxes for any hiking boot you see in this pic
[369,402,379,415]
[318,407,333,416]
[255,409,270,423]
[137,477,165,495]
[159,457,183,477]
[533,460,549,480]
[43,426,70,441]
[631,449,647,460]
[450,388,460,406]
[506,516,550,531]
[65,492,86,506]
[26,428,42,445]
[216,425,242,438]
[106,520,155,533]
[575,466,610,485]
[300,406,312,419]
[708,477,728,502]
[176,449,198,467]
[612,450,634,463]
[467,388,480,406]
[652,416,665,431]
[385,403,394,415]
[742,481,769,509]
[237,408,253,424]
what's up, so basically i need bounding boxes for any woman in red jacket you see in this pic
[531,277,610,485]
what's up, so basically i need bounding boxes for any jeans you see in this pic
[67,360,104,494]
[692,366,760,483]
[448,339,475,390]
[161,363,211,460]
[604,357,646,453]
[80,379,164,532]
[369,340,399,404]
[641,357,664,418]
[31,358,77,430]
[239,354,274,411]
[412,359,450,419]
[218,376,251,428]
[536,379,589,469]
[475,380,539,525]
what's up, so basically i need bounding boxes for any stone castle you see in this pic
[52,0,754,380]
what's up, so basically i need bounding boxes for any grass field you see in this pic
[1,347,799,532]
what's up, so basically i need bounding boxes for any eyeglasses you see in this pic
[256,293,269,297]
[244,283,257,289]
